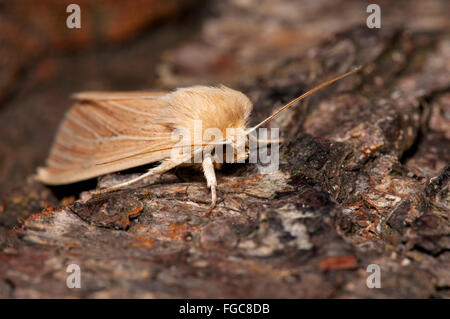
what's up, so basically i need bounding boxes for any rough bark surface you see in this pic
[0,0,449,298]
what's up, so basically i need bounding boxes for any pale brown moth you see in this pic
[37,66,361,212]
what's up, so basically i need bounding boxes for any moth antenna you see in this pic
[245,66,362,135]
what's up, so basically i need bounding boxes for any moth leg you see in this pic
[91,159,183,195]
[249,134,284,144]
[202,152,217,214]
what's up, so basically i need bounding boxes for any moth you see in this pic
[36,66,361,212]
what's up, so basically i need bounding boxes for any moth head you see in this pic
[226,127,249,163]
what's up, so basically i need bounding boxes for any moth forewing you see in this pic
[72,91,168,101]
[36,91,177,185]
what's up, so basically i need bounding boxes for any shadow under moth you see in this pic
[36,66,361,213]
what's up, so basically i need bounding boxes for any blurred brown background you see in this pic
[0,0,449,195]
